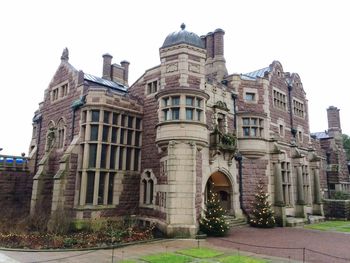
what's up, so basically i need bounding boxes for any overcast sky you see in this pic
[0,0,349,156]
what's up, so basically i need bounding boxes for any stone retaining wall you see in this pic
[323,199,350,219]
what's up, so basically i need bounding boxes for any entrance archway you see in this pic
[206,171,233,214]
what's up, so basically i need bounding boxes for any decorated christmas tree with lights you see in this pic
[249,179,275,228]
[199,190,229,236]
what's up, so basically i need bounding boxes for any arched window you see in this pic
[57,118,66,149]
[140,170,157,205]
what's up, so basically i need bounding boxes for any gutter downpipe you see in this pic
[71,95,86,141]
[33,115,42,175]
[287,84,297,139]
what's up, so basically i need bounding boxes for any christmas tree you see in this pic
[249,180,275,228]
[200,190,229,236]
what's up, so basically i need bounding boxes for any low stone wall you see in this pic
[0,168,33,216]
[323,199,350,219]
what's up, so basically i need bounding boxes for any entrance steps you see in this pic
[224,215,247,228]
[286,215,325,227]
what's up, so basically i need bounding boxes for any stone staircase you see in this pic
[286,215,325,227]
[224,215,247,228]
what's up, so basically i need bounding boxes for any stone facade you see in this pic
[2,24,346,237]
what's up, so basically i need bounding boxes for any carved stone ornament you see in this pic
[189,63,200,73]
[166,63,178,73]
[61,47,69,61]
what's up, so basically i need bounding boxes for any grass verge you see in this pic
[304,220,350,232]
[177,247,223,258]
[141,252,192,263]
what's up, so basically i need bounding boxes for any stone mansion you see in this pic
[25,24,349,236]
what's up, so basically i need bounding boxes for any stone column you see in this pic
[296,165,304,205]
[313,168,321,204]
[274,161,284,206]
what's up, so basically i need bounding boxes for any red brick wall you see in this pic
[0,170,33,215]
[241,158,268,214]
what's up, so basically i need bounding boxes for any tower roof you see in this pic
[161,23,205,49]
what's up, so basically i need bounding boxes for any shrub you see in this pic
[333,191,349,200]
[47,208,71,235]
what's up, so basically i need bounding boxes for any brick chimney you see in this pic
[120,60,130,85]
[327,106,342,138]
[213,28,225,57]
[102,53,113,80]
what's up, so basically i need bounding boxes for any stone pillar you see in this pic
[314,168,321,204]
[296,164,306,218]
[296,165,304,204]
[274,161,286,226]
[274,161,284,205]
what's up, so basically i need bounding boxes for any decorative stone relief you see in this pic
[166,63,178,73]
[189,63,200,73]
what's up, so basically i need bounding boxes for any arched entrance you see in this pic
[206,171,233,214]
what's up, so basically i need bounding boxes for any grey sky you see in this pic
[0,0,349,155]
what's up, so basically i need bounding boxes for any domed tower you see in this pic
[155,24,209,237]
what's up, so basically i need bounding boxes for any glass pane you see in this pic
[111,127,117,143]
[243,127,250,136]
[196,110,201,121]
[98,172,105,205]
[89,144,97,168]
[126,148,132,170]
[134,149,140,171]
[121,115,126,127]
[196,98,202,108]
[86,172,95,204]
[136,118,141,129]
[90,125,98,141]
[112,113,119,125]
[186,97,194,106]
[91,110,100,122]
[120,128,125,144]
[243,118,250,125]
[102,125,109,142]
[163,109,169,121]
[186,108,193,120]
[163,98,169,107]
[108,173,114,205]
[172,96,180,106]
[104,111,110,124]
[128,116,134,128]
[127,130,133,145]
[251,127,257,136]
[135,131,140,146]
[118,147,124,170]
[110,146,116,169]
[101,144,108,168]
[172,108,180,120]
[251,118,257,125]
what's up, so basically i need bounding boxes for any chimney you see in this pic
[205,32,214,59]
[102,53,113,80]
[120,60,130,85]
[327,106,342,138]
[213,28,225,57]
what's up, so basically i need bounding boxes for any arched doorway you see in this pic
[206,171,233,214]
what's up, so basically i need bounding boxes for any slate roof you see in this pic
[311,132,331,139]
[241,66,271,80]
[84,73,127,92]
[162,23,205,49]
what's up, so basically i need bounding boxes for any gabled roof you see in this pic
[240,66,271,80]
[311,132,331,140]
[84,73,127,92]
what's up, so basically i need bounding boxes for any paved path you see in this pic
[207,226,350,263]
[1,226,349,262]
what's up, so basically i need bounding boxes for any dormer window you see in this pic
[51,82,69,102]
[146,80,158,95]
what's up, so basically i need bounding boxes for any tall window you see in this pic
[141,171,155,205]
[281,162,292,205]
[293,99,305,118]
[185,96,203,121]
[146,80,158,94]
[302,165,310,204]
[57,119,66,148]
[80,109,142,206]
[242,117,264,137]
[273,89,287,111]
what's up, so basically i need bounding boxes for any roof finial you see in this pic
[180,23,186,30]
[61,47,69,62]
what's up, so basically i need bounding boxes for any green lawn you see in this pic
[119,261,137,263]
[177,247,224,258]
[219,254,269,263]
[141,253,192,263]
[139,248,272,263]
[304,220,350,232]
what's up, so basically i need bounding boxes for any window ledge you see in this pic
[75,205,116,210]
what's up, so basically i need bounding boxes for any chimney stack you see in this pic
[327,106,342,138]
[102,53,113,80]
[213,28,225,57]
[120,60,130,85]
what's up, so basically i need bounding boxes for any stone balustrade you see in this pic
[0,154,29,171]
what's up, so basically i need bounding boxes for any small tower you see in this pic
[327,106,342,139]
